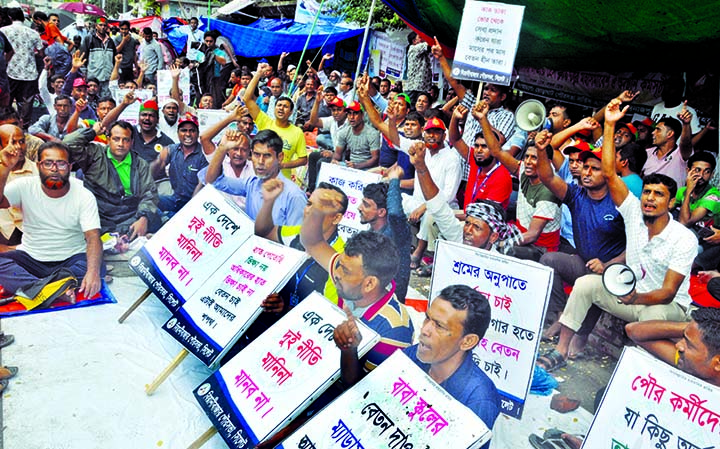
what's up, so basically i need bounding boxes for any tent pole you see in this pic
[354,0,376,97]
[290,0,327,95]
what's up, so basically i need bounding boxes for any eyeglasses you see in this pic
[40,160,70,170]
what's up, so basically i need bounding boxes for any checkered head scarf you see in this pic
[465,200,523,254]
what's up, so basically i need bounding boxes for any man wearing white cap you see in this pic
[158,98,180,143]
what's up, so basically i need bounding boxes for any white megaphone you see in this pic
[602,263,637,297]
[515,99,548,132]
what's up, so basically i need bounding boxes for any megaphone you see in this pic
[602,263,637,297]
[515,99,548,132]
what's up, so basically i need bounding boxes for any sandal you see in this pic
[529,433,574,449]
[0,366,17,380]
[0,333,14,348]
[536,349,567,372]
[415,263,433,277]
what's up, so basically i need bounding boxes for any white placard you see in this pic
[197,109,238,145]
[429,240,551,418]
[115,88,154,126]
[452,1,525,85]
[156,69,190,107]
[583,346,720,449]
[281,350,491,449]
[129,185,254,310]
[194,292,380,448]
[167,236,307,366]
[317,162,382,240]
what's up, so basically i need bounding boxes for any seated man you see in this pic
[207,129,306,225]
[305,94,348,192]
[0,141,103,302]
[642,114,693,188]
[63,122,161,238]
[625,307,720,387]
[538,99,697,372]
[28,95,74,142]
[404,284,500,448]
[301,192,414,382]
[0,125,37,249]
[330,101,380,170]
[151,113,208,214]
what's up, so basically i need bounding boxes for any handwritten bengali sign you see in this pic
[197,109,238,145]
[156,69,190,108]
[165,236,308,367]
[129,185,254,310]
[114,88,154,126]
[193,292,380,448]
[317,162,381,241]
[584,346,720,449]
[430,239,551,418]
[451,1,525,85]
[280,350,491,449]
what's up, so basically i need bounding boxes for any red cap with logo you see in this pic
[424,116,446,131]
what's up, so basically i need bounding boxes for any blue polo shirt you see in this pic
[167,142,208,204]
[404,344,500,449]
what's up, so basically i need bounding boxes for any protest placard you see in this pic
[583,346,720,448]
[164,236,307,368]
[197,109,237,145]
[129,185,254,311]
[156,69,190,107]
[317,162,381,240]
[193,292,380,448]
[280,350,492,449]
[451,1,525,85]
[114,89,154,126]
[429,239,551,418]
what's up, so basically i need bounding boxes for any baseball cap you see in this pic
[633,117,655,129]
[345,101,362,112]
[424,116,446,131]
[618,122,638,137]
[73,78,88,88]
[287,64,297,72]
[178,112,199,128]
[562,139,593,154]
[328,97,345,109]
[395,93,411,105]
[139,100,159,112]
[579,148,603,162]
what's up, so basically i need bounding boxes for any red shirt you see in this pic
[40,23,66,46]
[464,158,513,210]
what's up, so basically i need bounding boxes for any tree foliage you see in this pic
[327,0,405,31]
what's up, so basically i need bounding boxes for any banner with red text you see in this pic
[430,239,552,418]
[193,292,380,448]
[129,185,254,310]
[280,350,491,449]
[583,346,720,449]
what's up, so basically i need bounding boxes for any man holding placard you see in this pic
[541,98,697,372]
[404,284,500,448]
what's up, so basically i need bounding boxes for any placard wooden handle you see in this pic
[145,349,189,395]
[118,288,151,323]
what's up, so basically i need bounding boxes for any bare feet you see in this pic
[542,320,561,341]
[56,288,77,305]
[561,433,583,449]
[568,334,588,359]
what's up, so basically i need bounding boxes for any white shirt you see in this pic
[319,116,349,149]
[398,136,462,209]
[651,101,701,135]
[4,177,100,261]
[617,193,697,308]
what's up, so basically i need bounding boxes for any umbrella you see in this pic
[56,2,106,17]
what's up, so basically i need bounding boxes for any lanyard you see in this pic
[471,162,500,201]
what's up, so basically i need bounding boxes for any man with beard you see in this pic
[449,104,512,210]
[158,99,180,144]
[207,129,305,225]
[63,121,160,238]
[358,168,412,302]
[0,125,37,249]
[537,99,697,372]
[29,95,74,142]
[152,113,208,214]
[403,285,500,449]
[0,140,103,302]
[534,122,627,362]
[244,63,307,183]
[101,95,174,163]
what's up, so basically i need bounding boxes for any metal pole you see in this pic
[289,0,326,95]
[353,0,376,93]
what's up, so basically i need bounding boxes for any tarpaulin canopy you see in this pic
[381,0,720,72]
[201,17,364,58]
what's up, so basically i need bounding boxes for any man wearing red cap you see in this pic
[330,101,380,170]
[305,93,349,192]
[151,112,208,214]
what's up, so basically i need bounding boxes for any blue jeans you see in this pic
[0,250,104,294]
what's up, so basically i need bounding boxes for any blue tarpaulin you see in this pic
[201,17,364,58]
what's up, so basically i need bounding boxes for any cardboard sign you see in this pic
[197,109,238,145]
[164,236,307,367]
[583,346,720,449]
[156,69,190,107]
[316,162,381,240]
[129,185,254,310]
[430,240,551,418]
[193,292,380,448]
[114,89,154,126]
[280,350,492,449]
[452,1,525,85]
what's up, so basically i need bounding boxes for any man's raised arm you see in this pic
[534,129,568,201]
[0,143,22,209]
[242,62,269,120]
[601,99,630,207]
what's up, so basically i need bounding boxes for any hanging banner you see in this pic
[194,292,380,448]
[429,240,551,418]
[280,350,492,449]
[452,1,525,85]
[583,346,720,449]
